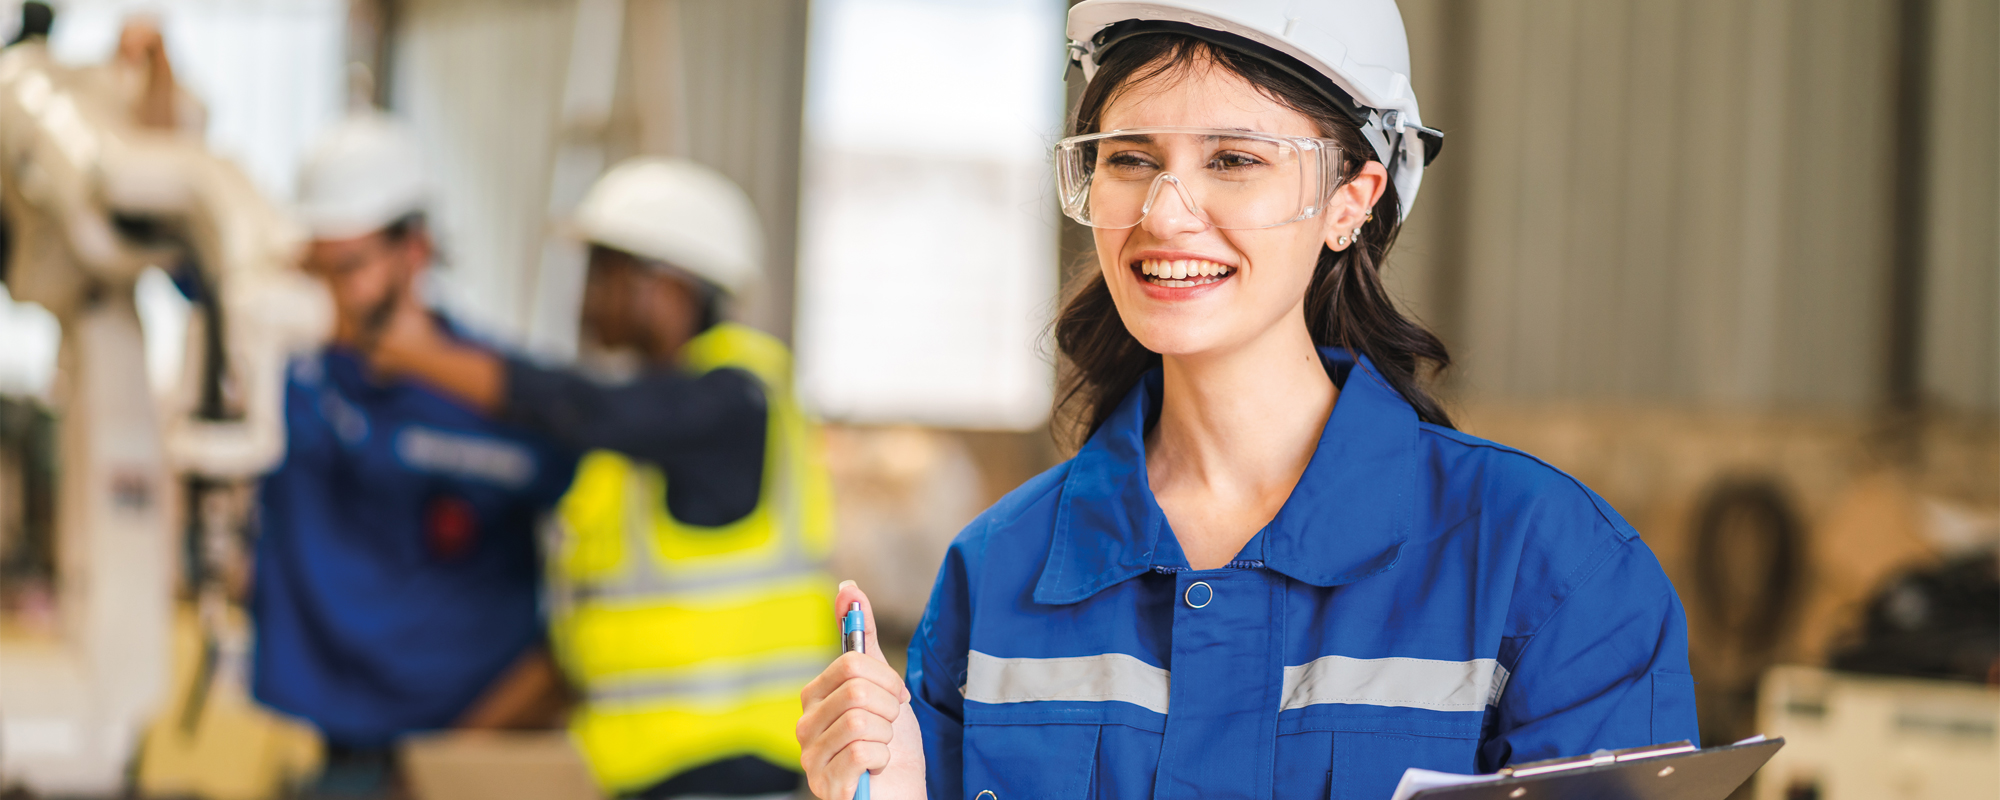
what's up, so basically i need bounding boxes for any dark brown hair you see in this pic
[1053,34,1454,444]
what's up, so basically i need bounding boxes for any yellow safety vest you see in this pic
[548,323,837,793]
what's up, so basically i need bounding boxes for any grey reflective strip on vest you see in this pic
[1280,655,1511,713]
[571,559,826,603]
[588,658,828,707]
[572,396,817,605]
[961,650,1171,715]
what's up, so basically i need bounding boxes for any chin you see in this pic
[1122,314,1236,359]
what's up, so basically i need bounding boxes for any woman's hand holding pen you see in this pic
[799,581,926,800]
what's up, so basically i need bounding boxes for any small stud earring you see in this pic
[1336,234,1351,247]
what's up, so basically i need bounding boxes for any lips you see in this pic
[1133,257,1235,288]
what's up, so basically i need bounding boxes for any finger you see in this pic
[801,651,904,711]
[801,709,892,788]
[827,739,890,799]
[834,581,906,700]
[796,674,901,745]
[807,707,894,763]
[809,738,886,800]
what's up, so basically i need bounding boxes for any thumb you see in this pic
[834,580,905,697]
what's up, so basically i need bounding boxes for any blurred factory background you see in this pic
[0,0,1993,799]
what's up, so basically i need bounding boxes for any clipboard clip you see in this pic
[1497,741,1701,779]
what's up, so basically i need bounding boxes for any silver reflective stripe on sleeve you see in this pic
[962,650,1170,715]
[1280,655,1511,713]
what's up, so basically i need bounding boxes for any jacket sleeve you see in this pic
[908,536,974,800]
[498,357,766,466]
[1480,538,1701,770]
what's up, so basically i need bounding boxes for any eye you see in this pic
[1101,150,1160,171]
[1209,150,1265,171]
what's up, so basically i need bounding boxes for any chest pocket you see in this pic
[1271,708,1481,800]
[1271,724,1482,800]
[962,720,1102,800]
[1329,728,1480,800]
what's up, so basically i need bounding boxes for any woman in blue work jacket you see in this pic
[800,2,1700,798]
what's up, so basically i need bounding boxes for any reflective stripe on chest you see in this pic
[963,650,1507,715]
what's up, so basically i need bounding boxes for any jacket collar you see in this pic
[1033,348,1418,605]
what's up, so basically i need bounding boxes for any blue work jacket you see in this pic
[907,349,1698,800]
[252,322,577,746]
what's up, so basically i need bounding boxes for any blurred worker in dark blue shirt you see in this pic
[251,114,578,774]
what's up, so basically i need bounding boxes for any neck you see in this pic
[644,332,687,367]
[1146,308,1337,565]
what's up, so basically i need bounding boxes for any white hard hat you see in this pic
[569,157,764,295]
[294,112,430,240]
[1067,0,1443,221]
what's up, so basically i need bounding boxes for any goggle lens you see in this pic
[1055,128,1341,230]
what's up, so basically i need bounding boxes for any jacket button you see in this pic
[1184,581,1213,608]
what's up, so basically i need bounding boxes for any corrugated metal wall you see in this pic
[1391,0,1997,414]
[1919,0,1999,413]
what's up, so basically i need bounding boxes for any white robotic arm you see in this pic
[0,40,327,794]
[2,42,331,477]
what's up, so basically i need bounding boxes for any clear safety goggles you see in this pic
[1054,126,1347,230]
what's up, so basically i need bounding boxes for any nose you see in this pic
[1138,173,1209,239]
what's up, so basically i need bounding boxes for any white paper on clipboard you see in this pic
[1387,736,1774,800]
[1388,769,1502,800]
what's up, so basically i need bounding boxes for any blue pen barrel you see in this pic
[842,602,870,800]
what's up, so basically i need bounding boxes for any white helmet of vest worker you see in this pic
[1067,0,1443,221]
[570,157,765,296]
[295,112,431,240]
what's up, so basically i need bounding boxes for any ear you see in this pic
[395,229,435,282]
[1322,161,1389,252]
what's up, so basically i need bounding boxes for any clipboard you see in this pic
[1404,737,1786,800]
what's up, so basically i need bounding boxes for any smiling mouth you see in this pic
[1132,257,1236,288]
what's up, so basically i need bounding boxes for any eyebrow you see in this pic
[1111,128,1272,145]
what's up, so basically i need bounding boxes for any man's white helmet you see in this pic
[295,112,431,240]
[1067,0,1442,221]
[569,157,764,296]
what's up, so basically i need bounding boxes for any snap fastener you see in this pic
[976,792,997,800]
[1184,581,1213,608]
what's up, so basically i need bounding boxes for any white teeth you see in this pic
[1137,258,1231,283]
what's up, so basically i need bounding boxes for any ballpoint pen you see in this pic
[843,601,870,800]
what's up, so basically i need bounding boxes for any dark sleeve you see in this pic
[498,357,766,474]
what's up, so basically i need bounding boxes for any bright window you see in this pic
[795,0,1066,430]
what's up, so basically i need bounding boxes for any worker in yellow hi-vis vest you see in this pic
[365,157,836,799]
